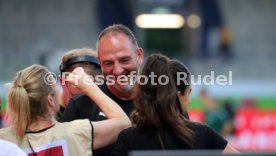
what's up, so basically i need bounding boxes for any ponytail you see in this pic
[8,85,30,141]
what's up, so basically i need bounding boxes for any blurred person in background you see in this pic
[58,48,102,121]
[112,54,239,156]
[220,99,235,138]
[198,89,235,138]
[0,65,130,155]
[197,0,232,60]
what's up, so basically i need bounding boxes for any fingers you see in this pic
[65,67,95,92]
[65,67,85,84]
[71,67,85,75]
[65,73,76,84]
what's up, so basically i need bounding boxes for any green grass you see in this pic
[256,97,276,109]
[1,97,7,110]
[1,96,276,111]
[189,97,276,110]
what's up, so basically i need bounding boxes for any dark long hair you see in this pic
[131,54,194,145]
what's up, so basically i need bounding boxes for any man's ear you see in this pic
[59,75,68,87]
[137,48,144,65]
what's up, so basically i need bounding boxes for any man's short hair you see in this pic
[96,24,139,51]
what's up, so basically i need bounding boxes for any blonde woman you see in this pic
[0,65,130,155]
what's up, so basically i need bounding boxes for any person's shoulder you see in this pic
[188,122,214,135]
[190,122,228,149]
[57,119,92,133]
[119,127,155,141]
[119,127,140,138]
[0,128,18,144]
[0,127,8,133]
[188,122,205,129]
[0,127,13,136]
[121,127,137,134]
[59,119,91,126]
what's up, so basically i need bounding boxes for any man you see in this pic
[62,24,143,120]
[97,24,143,100]
[57,48,102,121]
[61,24,143,155]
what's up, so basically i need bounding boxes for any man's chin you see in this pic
[115,84,134,93]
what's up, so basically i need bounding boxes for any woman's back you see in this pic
[0,119,93,155]
[112,123,227,156]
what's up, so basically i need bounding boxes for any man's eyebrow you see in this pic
[119,56,131,60]
[102,60,113,64]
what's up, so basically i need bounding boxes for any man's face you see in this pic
[98,33,143,93]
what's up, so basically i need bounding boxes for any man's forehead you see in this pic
[100,51,135,61]
[98,44,135,58]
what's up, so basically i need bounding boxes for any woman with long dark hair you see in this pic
[112,54,238,156]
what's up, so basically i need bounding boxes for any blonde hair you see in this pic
[8,64,55,141]
[62,48,102,77]
[62,48,98,63]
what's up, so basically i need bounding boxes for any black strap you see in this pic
[59,55,100,73]
[25,124,55,134]
[89,120,94,152]
[26,135,37,156]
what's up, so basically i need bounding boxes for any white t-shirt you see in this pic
[0,139,27,156]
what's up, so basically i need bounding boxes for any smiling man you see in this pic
[97,24,143,100]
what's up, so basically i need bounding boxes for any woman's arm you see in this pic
[66,67,131,149]
[223,144,240,154]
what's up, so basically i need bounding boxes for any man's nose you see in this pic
[112,63,124,77]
